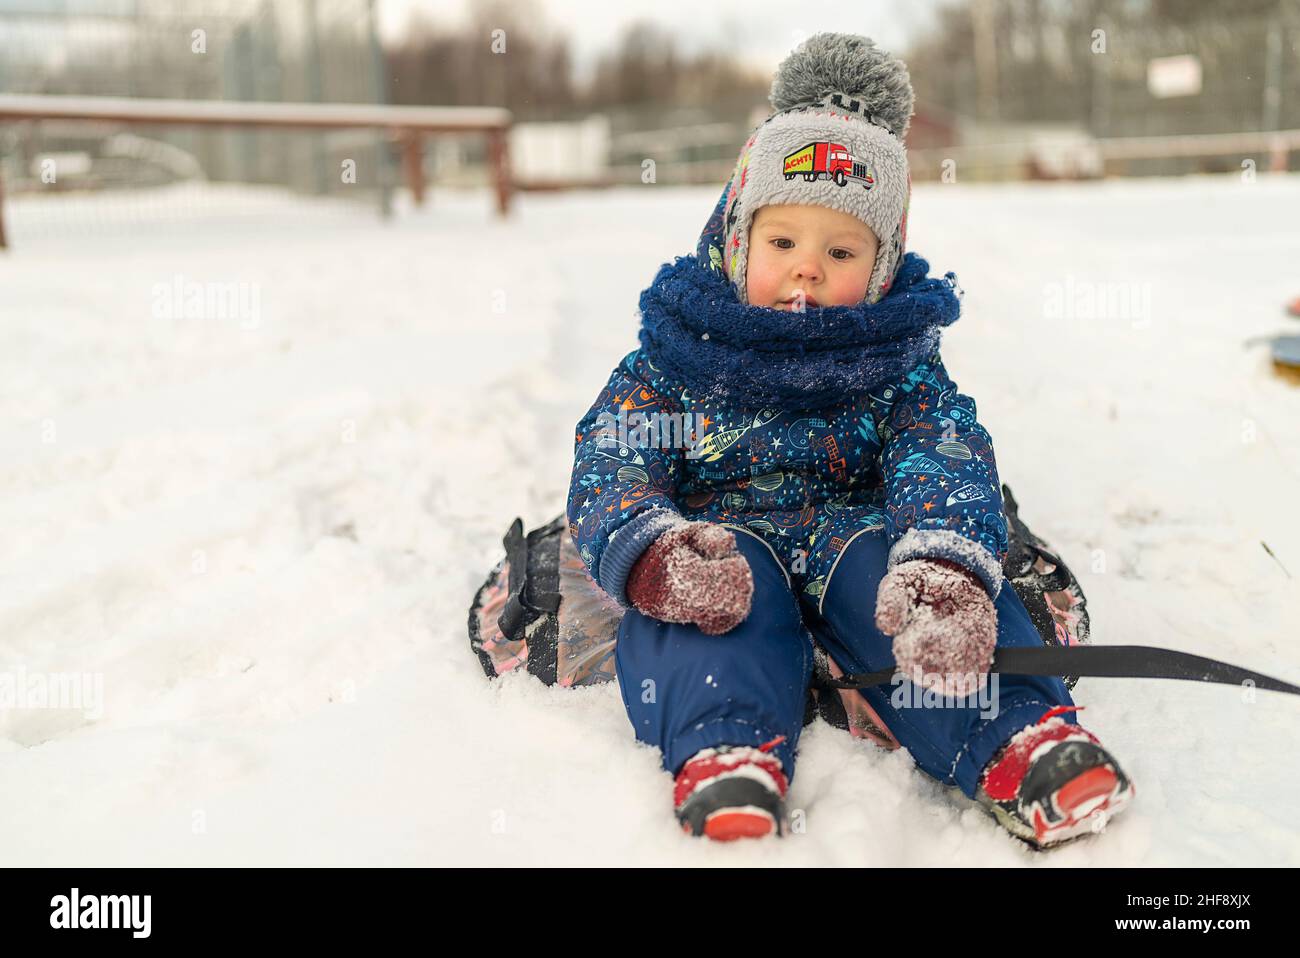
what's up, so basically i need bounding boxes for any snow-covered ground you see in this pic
[2,175,1298,866]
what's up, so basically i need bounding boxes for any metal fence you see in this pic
[908,0,1300,179]
[0,0,391,204]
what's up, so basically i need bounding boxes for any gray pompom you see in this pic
[769,32,914,138]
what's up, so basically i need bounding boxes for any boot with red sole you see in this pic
[975,706,1134,850]
[674,738,788,841]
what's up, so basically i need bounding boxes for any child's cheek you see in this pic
[746,252,774,304]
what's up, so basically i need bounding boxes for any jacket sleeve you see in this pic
[567,350,687,608]
[867,351,1008,598]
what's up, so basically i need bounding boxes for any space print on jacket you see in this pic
[567,338,1008,615]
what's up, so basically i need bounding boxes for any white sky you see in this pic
[379,0,941,81]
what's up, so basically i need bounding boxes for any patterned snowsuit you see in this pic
[566,346,1077,797]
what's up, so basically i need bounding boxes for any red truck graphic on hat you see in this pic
[782,141,875,189]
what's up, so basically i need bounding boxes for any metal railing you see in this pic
[0,93,513,248]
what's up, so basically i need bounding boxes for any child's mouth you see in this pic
[780,295,819,309]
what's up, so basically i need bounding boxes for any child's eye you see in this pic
[770,238,794,250]
[830,248,854,261]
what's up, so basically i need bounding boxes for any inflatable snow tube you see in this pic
[468,484,1091,737]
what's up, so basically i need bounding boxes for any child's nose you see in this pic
[792,257,823,284]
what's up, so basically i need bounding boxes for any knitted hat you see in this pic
[708,33,915,305]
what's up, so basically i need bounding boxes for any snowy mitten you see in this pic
[625,521,754,636]
[875,558,998,696]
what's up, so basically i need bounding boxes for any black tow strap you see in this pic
[825,645,1300,696]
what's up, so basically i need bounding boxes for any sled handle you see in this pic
[825,645,1300,696]
[497,518,561,639]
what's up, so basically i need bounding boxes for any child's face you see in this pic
[746,204,879,310]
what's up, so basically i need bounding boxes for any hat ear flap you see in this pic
[695,176,733,271]
[866,173,911,303]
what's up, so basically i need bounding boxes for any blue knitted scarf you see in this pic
[637,251,963,409]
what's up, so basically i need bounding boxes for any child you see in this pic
[566,33,1133,849]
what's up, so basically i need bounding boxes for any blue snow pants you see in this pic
[615,521,1079,798]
